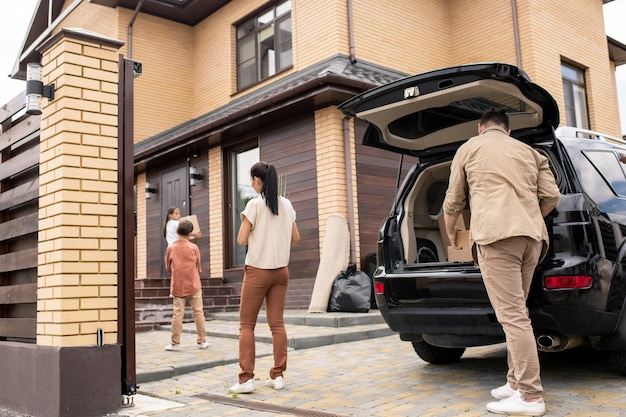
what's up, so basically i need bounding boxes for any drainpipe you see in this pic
[511,0,522,69]
[48,0,53,26]
[343,117,357,265]
[128,0,145,59]
[347,0,357,64]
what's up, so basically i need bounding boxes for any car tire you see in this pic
[610,350,626,375]
[411,340,466,364]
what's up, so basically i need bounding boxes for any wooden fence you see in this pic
[0,92,39,343]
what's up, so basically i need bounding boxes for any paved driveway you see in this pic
[126,334,626,417]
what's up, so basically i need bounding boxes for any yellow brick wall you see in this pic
[315,107,349,257]
[38,32,121,347]
[516,0,621,136]
[64,0,622,140]
[208,146,224,277]
[351,0,452,74]
[448,0,519,66]
[136,173,147,279]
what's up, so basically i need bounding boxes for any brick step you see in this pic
[135,298,240,326]
[135,286,236,298]
[135,278,224,289]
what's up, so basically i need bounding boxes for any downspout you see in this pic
[347,0,357,64]
[511,0,522,69]
[128,0,145,59]
[48,0,53,26]
[343,117,357,265]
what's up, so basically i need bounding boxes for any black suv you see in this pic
[339,63,626,374]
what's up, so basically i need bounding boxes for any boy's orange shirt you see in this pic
[164,238,202,297]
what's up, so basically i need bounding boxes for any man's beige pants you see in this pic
[477,236,544,399]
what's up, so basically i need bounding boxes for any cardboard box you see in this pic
[181,214,201,240]
[447,230,472,262]
[437,210,470,251]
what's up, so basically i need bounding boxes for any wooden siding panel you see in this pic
[354,120,419,264]
[0,318,36,339]
[0,284,37,304]
[0,98,39,342]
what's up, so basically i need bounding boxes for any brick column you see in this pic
[28,28,123,417]
[38,29,123,346]
[208,146,224,278]
[314,107,350,256]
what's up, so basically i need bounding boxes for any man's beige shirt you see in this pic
[443,126,561,259]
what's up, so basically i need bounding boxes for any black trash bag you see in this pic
[327,264,371,313]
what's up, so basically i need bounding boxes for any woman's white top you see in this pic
[241,196,296,269]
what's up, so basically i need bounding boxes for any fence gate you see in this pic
[0,93,39,344]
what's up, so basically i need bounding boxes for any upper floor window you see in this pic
[561,62,589,129]
[237,0,292,90]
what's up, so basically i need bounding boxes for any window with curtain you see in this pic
[562,62,590,129]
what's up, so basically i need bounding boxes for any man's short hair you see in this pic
[177,219,194,236]
[480,109,510,131]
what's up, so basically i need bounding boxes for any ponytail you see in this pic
[250,161,279,215]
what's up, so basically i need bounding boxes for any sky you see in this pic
[1,0,625,134]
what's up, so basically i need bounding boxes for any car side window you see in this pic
[582,150,626,197]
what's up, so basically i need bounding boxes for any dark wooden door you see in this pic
[160,165,188,273]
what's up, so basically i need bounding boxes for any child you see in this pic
[163,206,202,246]
[163,219,209,351]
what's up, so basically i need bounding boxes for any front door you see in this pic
[161,164,189,273]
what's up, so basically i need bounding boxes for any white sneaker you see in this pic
[264,376,285,390]
[164,344,180,351]
[491,382,518,399]
[230,379,255,394]
[198,341,209,349]
[487,391,545,416]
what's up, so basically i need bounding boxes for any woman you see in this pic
[230,162,300,394]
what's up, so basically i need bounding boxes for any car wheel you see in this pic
[411,340,466,364]
[610,350,626,375]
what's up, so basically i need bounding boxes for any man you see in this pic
[443,109,560,415]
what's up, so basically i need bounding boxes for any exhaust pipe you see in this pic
[536,334,586,352]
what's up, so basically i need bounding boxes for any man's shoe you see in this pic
[491,382,518,399]
[264,376,285,390]
[487,391,545,416]
[230,379,255,394]
[198,341,209,349]
[164,344,180,351]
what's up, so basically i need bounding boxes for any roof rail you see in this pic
[555,126,626,147]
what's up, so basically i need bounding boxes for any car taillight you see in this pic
[374,282,385,294]
[544,275,592,290]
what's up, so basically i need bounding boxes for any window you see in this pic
[583,150,626,197]
[228,144,260,266]
[561,62,589,129]
[237,0,292,90]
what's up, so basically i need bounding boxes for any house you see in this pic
[13,0,626,320]
[2,0,625,415]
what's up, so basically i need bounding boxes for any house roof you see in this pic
[89,0,231,25]
[11,0,230,80]
[609,36,626,66]
[134,54,407,171]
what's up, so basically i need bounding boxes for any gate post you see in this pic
[35,29,124,417]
